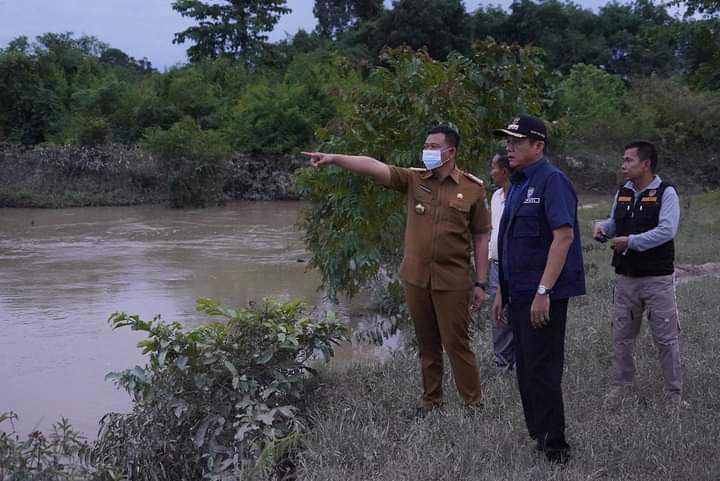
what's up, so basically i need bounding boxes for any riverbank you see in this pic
[0,143,302,208]
[2,143,711,209]
[298,191,720,481]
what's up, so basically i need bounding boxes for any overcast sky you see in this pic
[0,0,624,69]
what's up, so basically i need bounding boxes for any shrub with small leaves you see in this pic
[0,412,119,481]
[96,297,347,481]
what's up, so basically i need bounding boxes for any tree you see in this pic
[371,0,471,60]
[0,48,62,144]
[313,0,383,38]
[144,117,232,207]
[172,0,291,62]
[553,63,626,148]
[671,0,720,16]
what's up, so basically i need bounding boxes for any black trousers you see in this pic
[509,297,570,453]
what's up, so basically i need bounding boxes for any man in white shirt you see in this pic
[487,153,514,369]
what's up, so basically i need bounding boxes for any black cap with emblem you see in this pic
[493,115,547,141]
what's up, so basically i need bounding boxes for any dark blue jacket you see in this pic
[498,158,586,303]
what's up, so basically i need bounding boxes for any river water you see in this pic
[0,202,394,437]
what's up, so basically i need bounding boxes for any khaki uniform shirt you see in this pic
[387,165,491,290]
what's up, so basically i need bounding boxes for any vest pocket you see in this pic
[512,212,540,237]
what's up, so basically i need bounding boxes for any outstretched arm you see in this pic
[302,152,392,186]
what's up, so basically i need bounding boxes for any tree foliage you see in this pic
[553,64,626,147]
[144,117,232,207]
[469,0,715,77]
[313,0,384,38]
[673,0,720,16]
[0,413,118,481]
[371,0,471,60]
[98,298,346,480]
[172,0,291,62]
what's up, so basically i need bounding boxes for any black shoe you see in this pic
[545,448,571,465]
[463,403,485,416]
[414,405,436,420]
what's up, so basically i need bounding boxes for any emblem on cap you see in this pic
[457,193,464,200]
[415,203,425,215]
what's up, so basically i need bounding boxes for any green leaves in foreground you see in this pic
[100,297,347,481]
[0,413,120,481]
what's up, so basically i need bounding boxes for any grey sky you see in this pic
[1,0,619,69]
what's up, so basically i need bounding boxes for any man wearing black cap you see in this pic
[491,115,586,464]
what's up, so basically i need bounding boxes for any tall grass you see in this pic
[298,191,720,481]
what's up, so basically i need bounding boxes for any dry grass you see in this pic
[298,191,720,481]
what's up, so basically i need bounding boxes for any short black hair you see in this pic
[428,124,460,149]
[493,152,510,170]
[625,140,658,172]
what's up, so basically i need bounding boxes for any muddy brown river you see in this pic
[0,202,394,437]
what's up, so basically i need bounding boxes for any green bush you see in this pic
[224,49,358,157]
[0,413,117,481]
[96,298,347,481]
[553,64,627,147]
[144,117,232,207]
[553,73,720,189]
[227,82,319,156]
[626,76,720,186]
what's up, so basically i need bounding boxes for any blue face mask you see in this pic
[422,149,445,170]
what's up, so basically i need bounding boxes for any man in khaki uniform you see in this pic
[304,125,491,413]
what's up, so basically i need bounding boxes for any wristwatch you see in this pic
[474,282,487,290]
[537,285,552,296]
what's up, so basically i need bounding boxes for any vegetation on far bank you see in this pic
[2,0,720,207]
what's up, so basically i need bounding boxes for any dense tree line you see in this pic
[1,0,719,204]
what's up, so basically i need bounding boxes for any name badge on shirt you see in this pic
[641,196,657,202]
[523,197,541,204]
[617,196,633,202]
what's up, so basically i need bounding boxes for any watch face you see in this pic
[537,286,547,295]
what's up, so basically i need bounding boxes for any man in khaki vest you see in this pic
[304,125,491,415]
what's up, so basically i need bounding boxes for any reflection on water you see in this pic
[0,202,399,437]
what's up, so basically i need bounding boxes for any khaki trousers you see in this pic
[403,281,482,408]
[611,274,682,395]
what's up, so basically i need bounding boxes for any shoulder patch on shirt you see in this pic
[462,172,484,187]
[617,196,633,202]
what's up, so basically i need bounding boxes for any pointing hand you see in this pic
[302,151,334,168]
